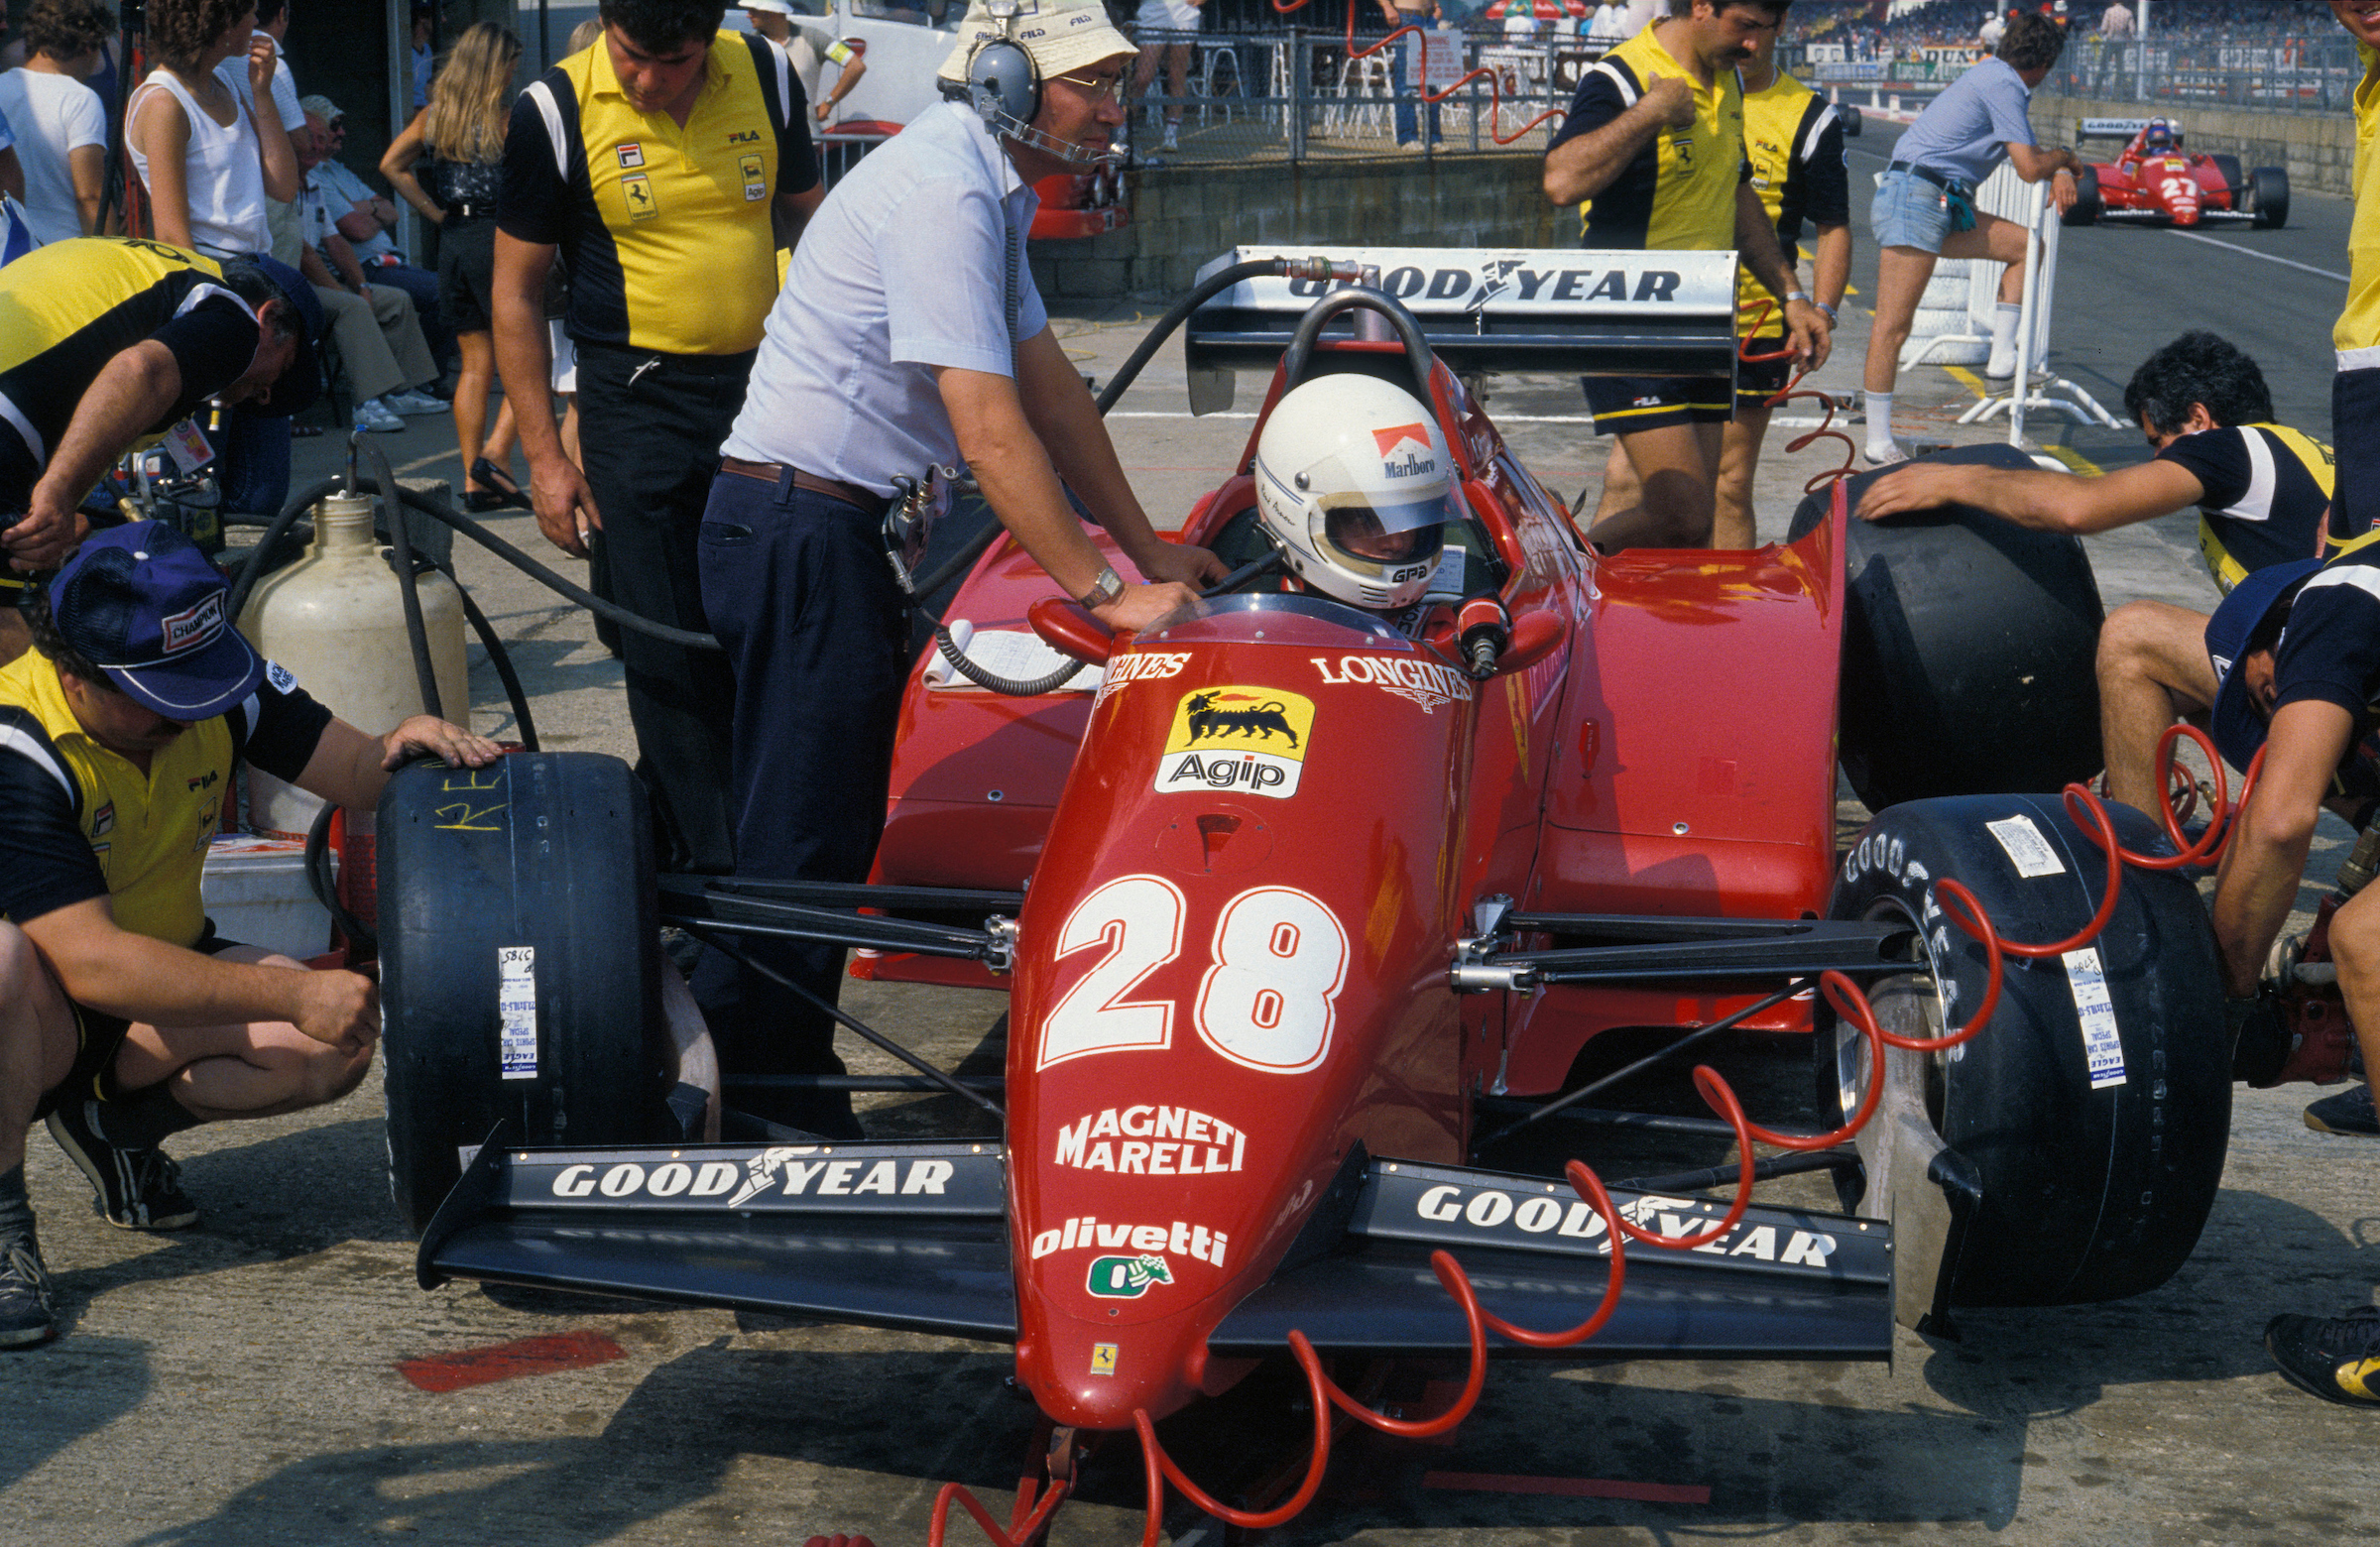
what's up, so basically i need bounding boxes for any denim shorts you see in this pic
[1870,168,1964,252]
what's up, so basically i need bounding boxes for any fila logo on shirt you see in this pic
[616,142,646,168]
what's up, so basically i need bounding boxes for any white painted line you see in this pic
[2164,227,2349,283]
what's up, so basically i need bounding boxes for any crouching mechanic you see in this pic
[1856,331,2333,815]
[690,0,1226,1137]
[0,237,325,666]
[2200,544,2380,1405]
[0,524,499,1348]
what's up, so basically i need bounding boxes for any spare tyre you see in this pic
[378,751,667,1235]
[1820,794,2228,1316]
[1788,443,2105,812]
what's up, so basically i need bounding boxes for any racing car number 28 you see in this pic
[1037,874,1350,1075]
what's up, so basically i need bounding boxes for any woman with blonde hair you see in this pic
[383,21,526,511]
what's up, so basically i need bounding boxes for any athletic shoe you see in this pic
[355,398,407,433]
[1984,353,2019,382]
[2265,1305,2380,1408]
[2307,1084,2379,1137]
[0,1233,55,1349]
[1161,123,1179,152]
[45,1102,199,1231]
[382,389,450,416]
[1863,442,1909,468]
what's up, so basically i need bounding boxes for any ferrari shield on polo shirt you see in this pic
[1153,687,1315,799]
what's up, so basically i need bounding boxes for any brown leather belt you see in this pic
[719,455,890,518]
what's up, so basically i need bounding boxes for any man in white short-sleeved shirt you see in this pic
[0,0,108,245]
[693,0,1224,1138]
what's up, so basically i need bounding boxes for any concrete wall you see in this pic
[2032,92,2357,198]
[1032,153,1566,300]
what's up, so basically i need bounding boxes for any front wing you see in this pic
[418,1137,1892,1363]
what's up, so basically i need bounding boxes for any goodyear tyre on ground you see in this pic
[1788,443,2105,811]
[1819,794,2229,1307]
[378,752,666,1234]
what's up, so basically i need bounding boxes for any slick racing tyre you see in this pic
[2062,166,2101,226]
[1788,443,2106,811]
[2249,167,2290,229]
[1819,794,2229,1307]
[378,752,667,1235]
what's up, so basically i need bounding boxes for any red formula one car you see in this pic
[2065,115,2289,229]
[376,249,2235,1539]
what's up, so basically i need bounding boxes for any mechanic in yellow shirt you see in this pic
[2332,8,2380,550]
[491,8,824,873]
[0,524,496,1348]
[1593,16,1849,548]
[1542,0,1829,552]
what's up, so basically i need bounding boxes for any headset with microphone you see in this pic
[945,0,1120,167]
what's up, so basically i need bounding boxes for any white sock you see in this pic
[1988,302,2022,372]
[1865,392,1895,450]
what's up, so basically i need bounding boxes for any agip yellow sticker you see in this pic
[1154,687,1315,799]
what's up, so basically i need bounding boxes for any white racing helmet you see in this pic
[1252,374,1454,611]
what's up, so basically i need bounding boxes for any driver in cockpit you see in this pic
[1208,374,1508,659]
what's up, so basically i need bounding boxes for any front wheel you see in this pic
[2062,166,2102,226]
[1819,794,2229,1322]
[2249,167,2290,229]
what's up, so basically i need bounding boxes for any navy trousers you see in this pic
[692,467,910,1137]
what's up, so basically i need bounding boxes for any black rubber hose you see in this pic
[303,795,377,954]
[364,441,444,722]
[446,566,539,752]
[930,623,1086,696]
[1094,257,1290,415]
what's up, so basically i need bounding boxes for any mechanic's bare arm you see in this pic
[2005,141,2081,183]
[492,231,600,556]
[1857,457,2203,534]
[938,364,1202,633]
[2211,699,2357,997]
[1543,73,1693,206]
[1812,221,1850,315]
[20,894,379,1051]
[293,714,505,814]
[1736,183,1829,368]
[3,340,183,571]
[774,184,823,254]
[1012,327,1228,590]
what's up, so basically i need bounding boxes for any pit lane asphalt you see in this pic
[6,145,2374,1545]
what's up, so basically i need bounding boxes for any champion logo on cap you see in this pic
[158,592,226,656]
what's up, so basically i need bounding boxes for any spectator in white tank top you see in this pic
[125,0,299,259]
[0,0,110,245]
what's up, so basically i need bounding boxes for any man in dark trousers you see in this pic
[493,0,823,872]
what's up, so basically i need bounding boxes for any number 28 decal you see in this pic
[1036,874,1350,1075]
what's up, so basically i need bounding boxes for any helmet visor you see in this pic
[1320,493,1450,565]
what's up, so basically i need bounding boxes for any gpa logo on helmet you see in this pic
[159,592,225,654]
[1086,1253,1174,1299]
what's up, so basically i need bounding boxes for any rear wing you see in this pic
[1182,245,1740,415]
[2077,117,2153,140]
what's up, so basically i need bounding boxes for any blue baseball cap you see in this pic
[52,522,264,719]
[226,253,326,418]
[2205,556,2320,773]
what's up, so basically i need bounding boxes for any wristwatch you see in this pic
[1077,564,1125,610]
[1784,289,1813,307]
[1815,300,1839,322]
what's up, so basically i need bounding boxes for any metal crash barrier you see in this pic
[1181,244,1741,415]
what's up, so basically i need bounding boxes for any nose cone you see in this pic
[1018,1302,1212,1429]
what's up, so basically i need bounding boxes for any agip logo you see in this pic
[1154,687,1315,799]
